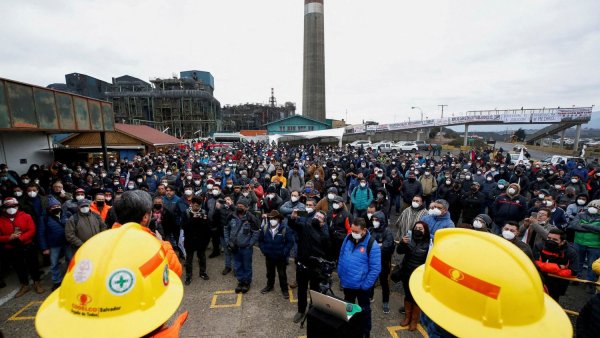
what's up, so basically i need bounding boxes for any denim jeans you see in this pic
[574,243,600,281]
[220,236,232,268]
[50,245,73,284]
[233,246,254,284]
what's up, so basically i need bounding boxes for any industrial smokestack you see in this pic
[302,0,326,122]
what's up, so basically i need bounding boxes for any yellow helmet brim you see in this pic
[35,269,183,338]
[410,264,572,338]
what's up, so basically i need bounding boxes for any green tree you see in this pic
[514,128,526,142]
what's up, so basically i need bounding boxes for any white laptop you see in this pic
[309,290,357,322]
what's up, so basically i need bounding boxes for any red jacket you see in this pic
[0,211,36,249]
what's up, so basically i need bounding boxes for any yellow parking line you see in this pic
[8,301,43,321]
[387,324,428,337]
[288,288,298,303]
[210,290,242,309]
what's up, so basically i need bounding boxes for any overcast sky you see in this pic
[1,0,598,126]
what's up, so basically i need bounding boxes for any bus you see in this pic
[212,132,249,145]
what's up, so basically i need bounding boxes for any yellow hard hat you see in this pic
[35,223,184,338]
[409,228,572,338]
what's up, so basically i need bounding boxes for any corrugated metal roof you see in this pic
[60,123,183,147]
[115,124,183,145]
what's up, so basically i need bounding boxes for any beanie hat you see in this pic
[587,199,600,209]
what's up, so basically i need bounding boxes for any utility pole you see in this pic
[438,105,447,139]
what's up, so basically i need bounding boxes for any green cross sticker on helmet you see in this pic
[107,269,135,296]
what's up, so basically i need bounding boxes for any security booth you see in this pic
[0,77,114,173]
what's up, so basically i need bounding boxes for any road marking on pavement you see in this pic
[387,325,428,337]
[288,288,298,303]
[0,289,18,307]
[8,301,43,321]
[210,290,242,309]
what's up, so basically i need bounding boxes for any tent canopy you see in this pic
[268,128,346,146]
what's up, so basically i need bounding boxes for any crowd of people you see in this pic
[1,139,600,337]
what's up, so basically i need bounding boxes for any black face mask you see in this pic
[153,204,162,210]
[408,177,416,182]
[311,219,322,228]
[96,201,105,207]
[50,209,61,216]
[413,229,424,240]
[544,239,560,252]
[236,207,246,215]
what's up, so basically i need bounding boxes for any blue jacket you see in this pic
[338,232,382,290]
[420,212,455,241]
[38,212,68,250]
[258,221,294,260]
[350,185,373,211]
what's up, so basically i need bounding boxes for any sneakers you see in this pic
[282,290,290,299]
[15,284,30,298]
[199,272,210,280]
[222,267,232,275]
[293,312,305,323]
[241,283,250,294]
[185,277,192,285]
[382,302,390,314]
[261,286,274,294]
[33,281,45,294]
[235,283,244,293]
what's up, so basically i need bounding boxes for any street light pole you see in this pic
[438,105,447,138]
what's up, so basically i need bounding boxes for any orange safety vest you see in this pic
[151,312,188,338]
[90,202,111,221]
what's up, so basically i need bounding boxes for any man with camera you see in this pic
[224,197,260,293]
[289,208,330,323]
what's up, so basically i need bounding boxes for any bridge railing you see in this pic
[344,107,592,135]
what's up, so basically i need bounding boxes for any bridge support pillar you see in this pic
[560,129,566,148]
[463,124,469,147]
[574,124,582,156]
[416,129,421,141]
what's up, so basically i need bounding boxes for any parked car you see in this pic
[349,140,372,148]
[541,155,585,166]
[398,142,420,152]
[513,144,527,152]
[376,142,403,154]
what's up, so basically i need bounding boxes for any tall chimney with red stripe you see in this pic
[302,0,326,122]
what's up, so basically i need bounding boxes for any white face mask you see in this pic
[314,175,319,179]
[351,232,362,240]
[428,208,442,216]
[372,221,380,228]
[332,175,337,180]
[242,192,249,197]
[79,207,90,214]
[269,219,279,227]
[291,196,299,202]
[498,184,505,189]
[360,182,366,188]
[502,230,516,240]
[473,220,483,229]
[327,193,335,200]
[75,195,85,201]
[486,177,492,182]
[14,191,23,197]
[446,180,451,185]
[538,194,545,199]
[554,185,562,189]
[206,184,213,190]
[194,180,201,185]
[332,203,340,210]
[128,185,135,189]
[507,188,516,195]
[28,191,38,198]
[411,201,420,208]
[22,179,30,184]
[6,207,17,215]
[136,179,143,183]
[367,213,373,219]
[577,199,586,206]
[212,190,220,196]
[184,190,193,196]
[306,207,314,214]
[571,179,578,184]
[544,200,553,207]
[166,171,172,176]
[588,207,598,214]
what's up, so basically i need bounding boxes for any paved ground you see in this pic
[0,145,593,337]
[0,213,594,337]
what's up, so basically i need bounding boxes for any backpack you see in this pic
[346,234,375,257]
